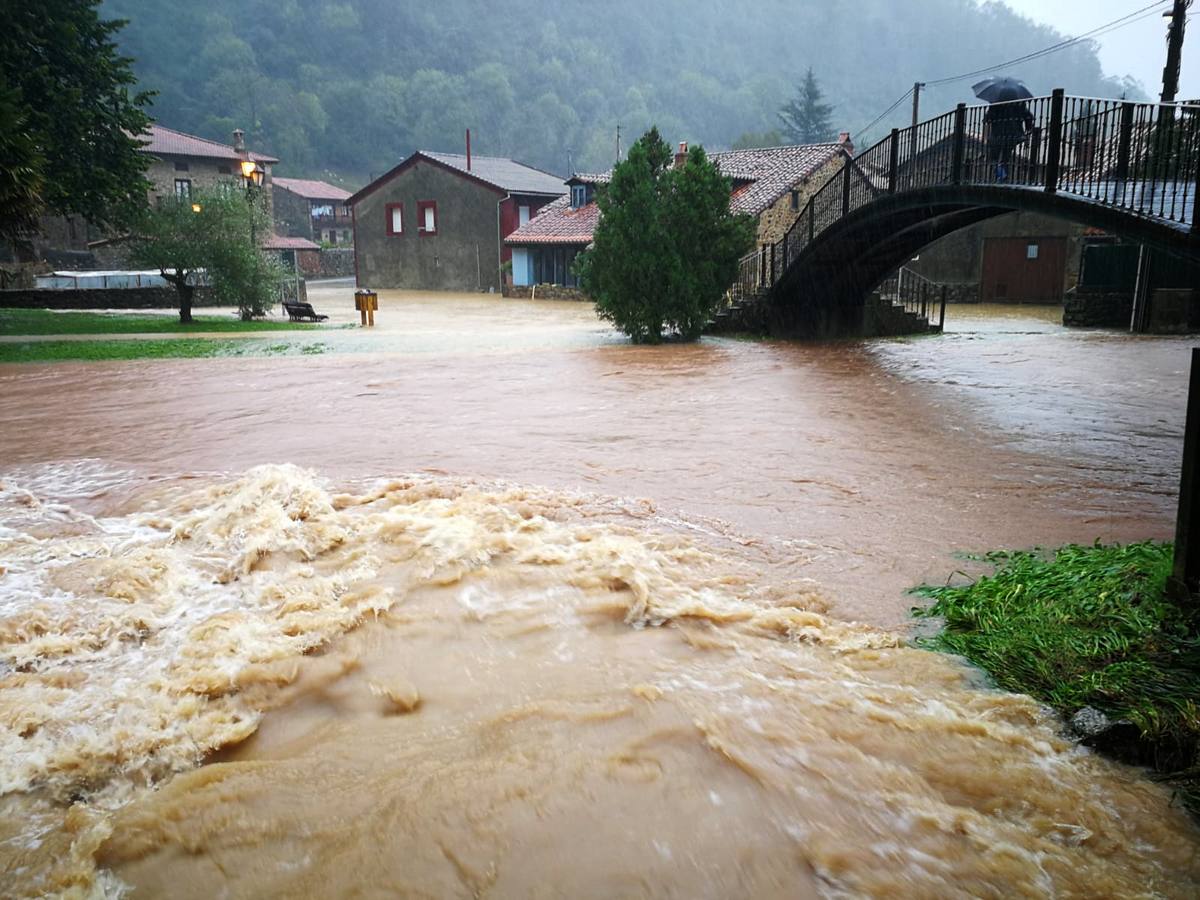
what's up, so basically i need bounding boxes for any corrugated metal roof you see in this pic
[138,124,278,164]
[422,152,567,196]
[273,177,352,201]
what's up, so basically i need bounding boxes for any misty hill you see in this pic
[103,0,1140,183]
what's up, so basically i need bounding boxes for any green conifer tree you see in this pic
[778,68,835,144]
[578,128,756,344]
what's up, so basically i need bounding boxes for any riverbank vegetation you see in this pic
[913,542,1199,816]
[0,337,327,363]
[0,309,317,336]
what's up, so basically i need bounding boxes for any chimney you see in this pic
[674,141,688,168]
[838,131,854,155]
[466,129,472,171]
[232,128,246,154]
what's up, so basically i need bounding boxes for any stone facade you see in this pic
[353,160,506,292]
[1063,289,1132,328]
[755,155,846,245]
[502,284,587,301]
[144,154,274,219]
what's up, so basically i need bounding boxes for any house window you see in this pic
[1026,243,1039,260]
[386,202,403,235]
[519,205,531,226]
[174,178,191,199]
[342,230,351,242]
[417,200,438,235]
[218,165,231,175]
[571,185,586,209]
[174,161,189,172]
[790,190,800,211]
[328,230,338,245]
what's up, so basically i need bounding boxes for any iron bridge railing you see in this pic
[732,90,1200,302]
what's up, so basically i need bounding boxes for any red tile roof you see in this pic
[507,141,847,247]
[261,234,320,250]
[503,194,600,245]
[272,177,352,201]
[138,124,278,164]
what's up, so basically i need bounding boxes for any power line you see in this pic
[925,1,1173,86]
[850,1,1175,141]
[851,88,914,139]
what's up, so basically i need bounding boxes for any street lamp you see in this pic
[240,158,264,186]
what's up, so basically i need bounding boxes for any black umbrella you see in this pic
[972,76,1034,103]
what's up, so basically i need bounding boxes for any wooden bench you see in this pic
[283,301,329,322]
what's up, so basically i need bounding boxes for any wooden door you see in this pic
[980,236,1068,303]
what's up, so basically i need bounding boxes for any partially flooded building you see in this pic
[348,150,566,292]
[504,137,854,296]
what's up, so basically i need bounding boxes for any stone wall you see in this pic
[1063,289,1132,328]
[755,155,846,245]
[942,283,981,304]
[502,284,588,301]
[318,248,356,278]
[0,287,216,310]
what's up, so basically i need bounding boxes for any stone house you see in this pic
[139,125,278,218]
[273,178,354,246]
[504,137,854,292]
[0,125,279,268]
[349,151,566,292]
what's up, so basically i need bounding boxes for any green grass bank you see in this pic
[913,541,1199,817]
[0,309,319,336]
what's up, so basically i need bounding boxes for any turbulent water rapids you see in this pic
[1,461,1197,898]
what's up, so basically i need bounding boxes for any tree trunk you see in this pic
[177,283,194,323]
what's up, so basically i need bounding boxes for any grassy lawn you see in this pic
[912,541,1198,816]
[0,338,328,363]
[0,308,320,336]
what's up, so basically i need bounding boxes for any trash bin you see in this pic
[354,289,378,326]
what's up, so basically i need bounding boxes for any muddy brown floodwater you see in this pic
[1,287,1197,897]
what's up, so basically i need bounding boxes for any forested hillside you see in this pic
[103,0,1139,183]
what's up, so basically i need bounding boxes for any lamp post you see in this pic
[239,158,264,248]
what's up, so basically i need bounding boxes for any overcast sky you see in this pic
[999,0,1198,100]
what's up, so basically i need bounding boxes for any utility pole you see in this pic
[908,82,925,162]
[616,123,622,162]
[1161,0,1191,104]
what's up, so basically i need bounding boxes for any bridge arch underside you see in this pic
[770,186,1199,336]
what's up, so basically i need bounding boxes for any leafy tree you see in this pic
[128,190,282,323]
[0,77,45,245]
[778,68,835,144]
[579,128,756,344]
[0,0,152,234]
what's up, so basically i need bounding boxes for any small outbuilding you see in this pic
[348,150,566,292]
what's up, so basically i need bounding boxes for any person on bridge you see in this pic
[983,93,1035,183]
